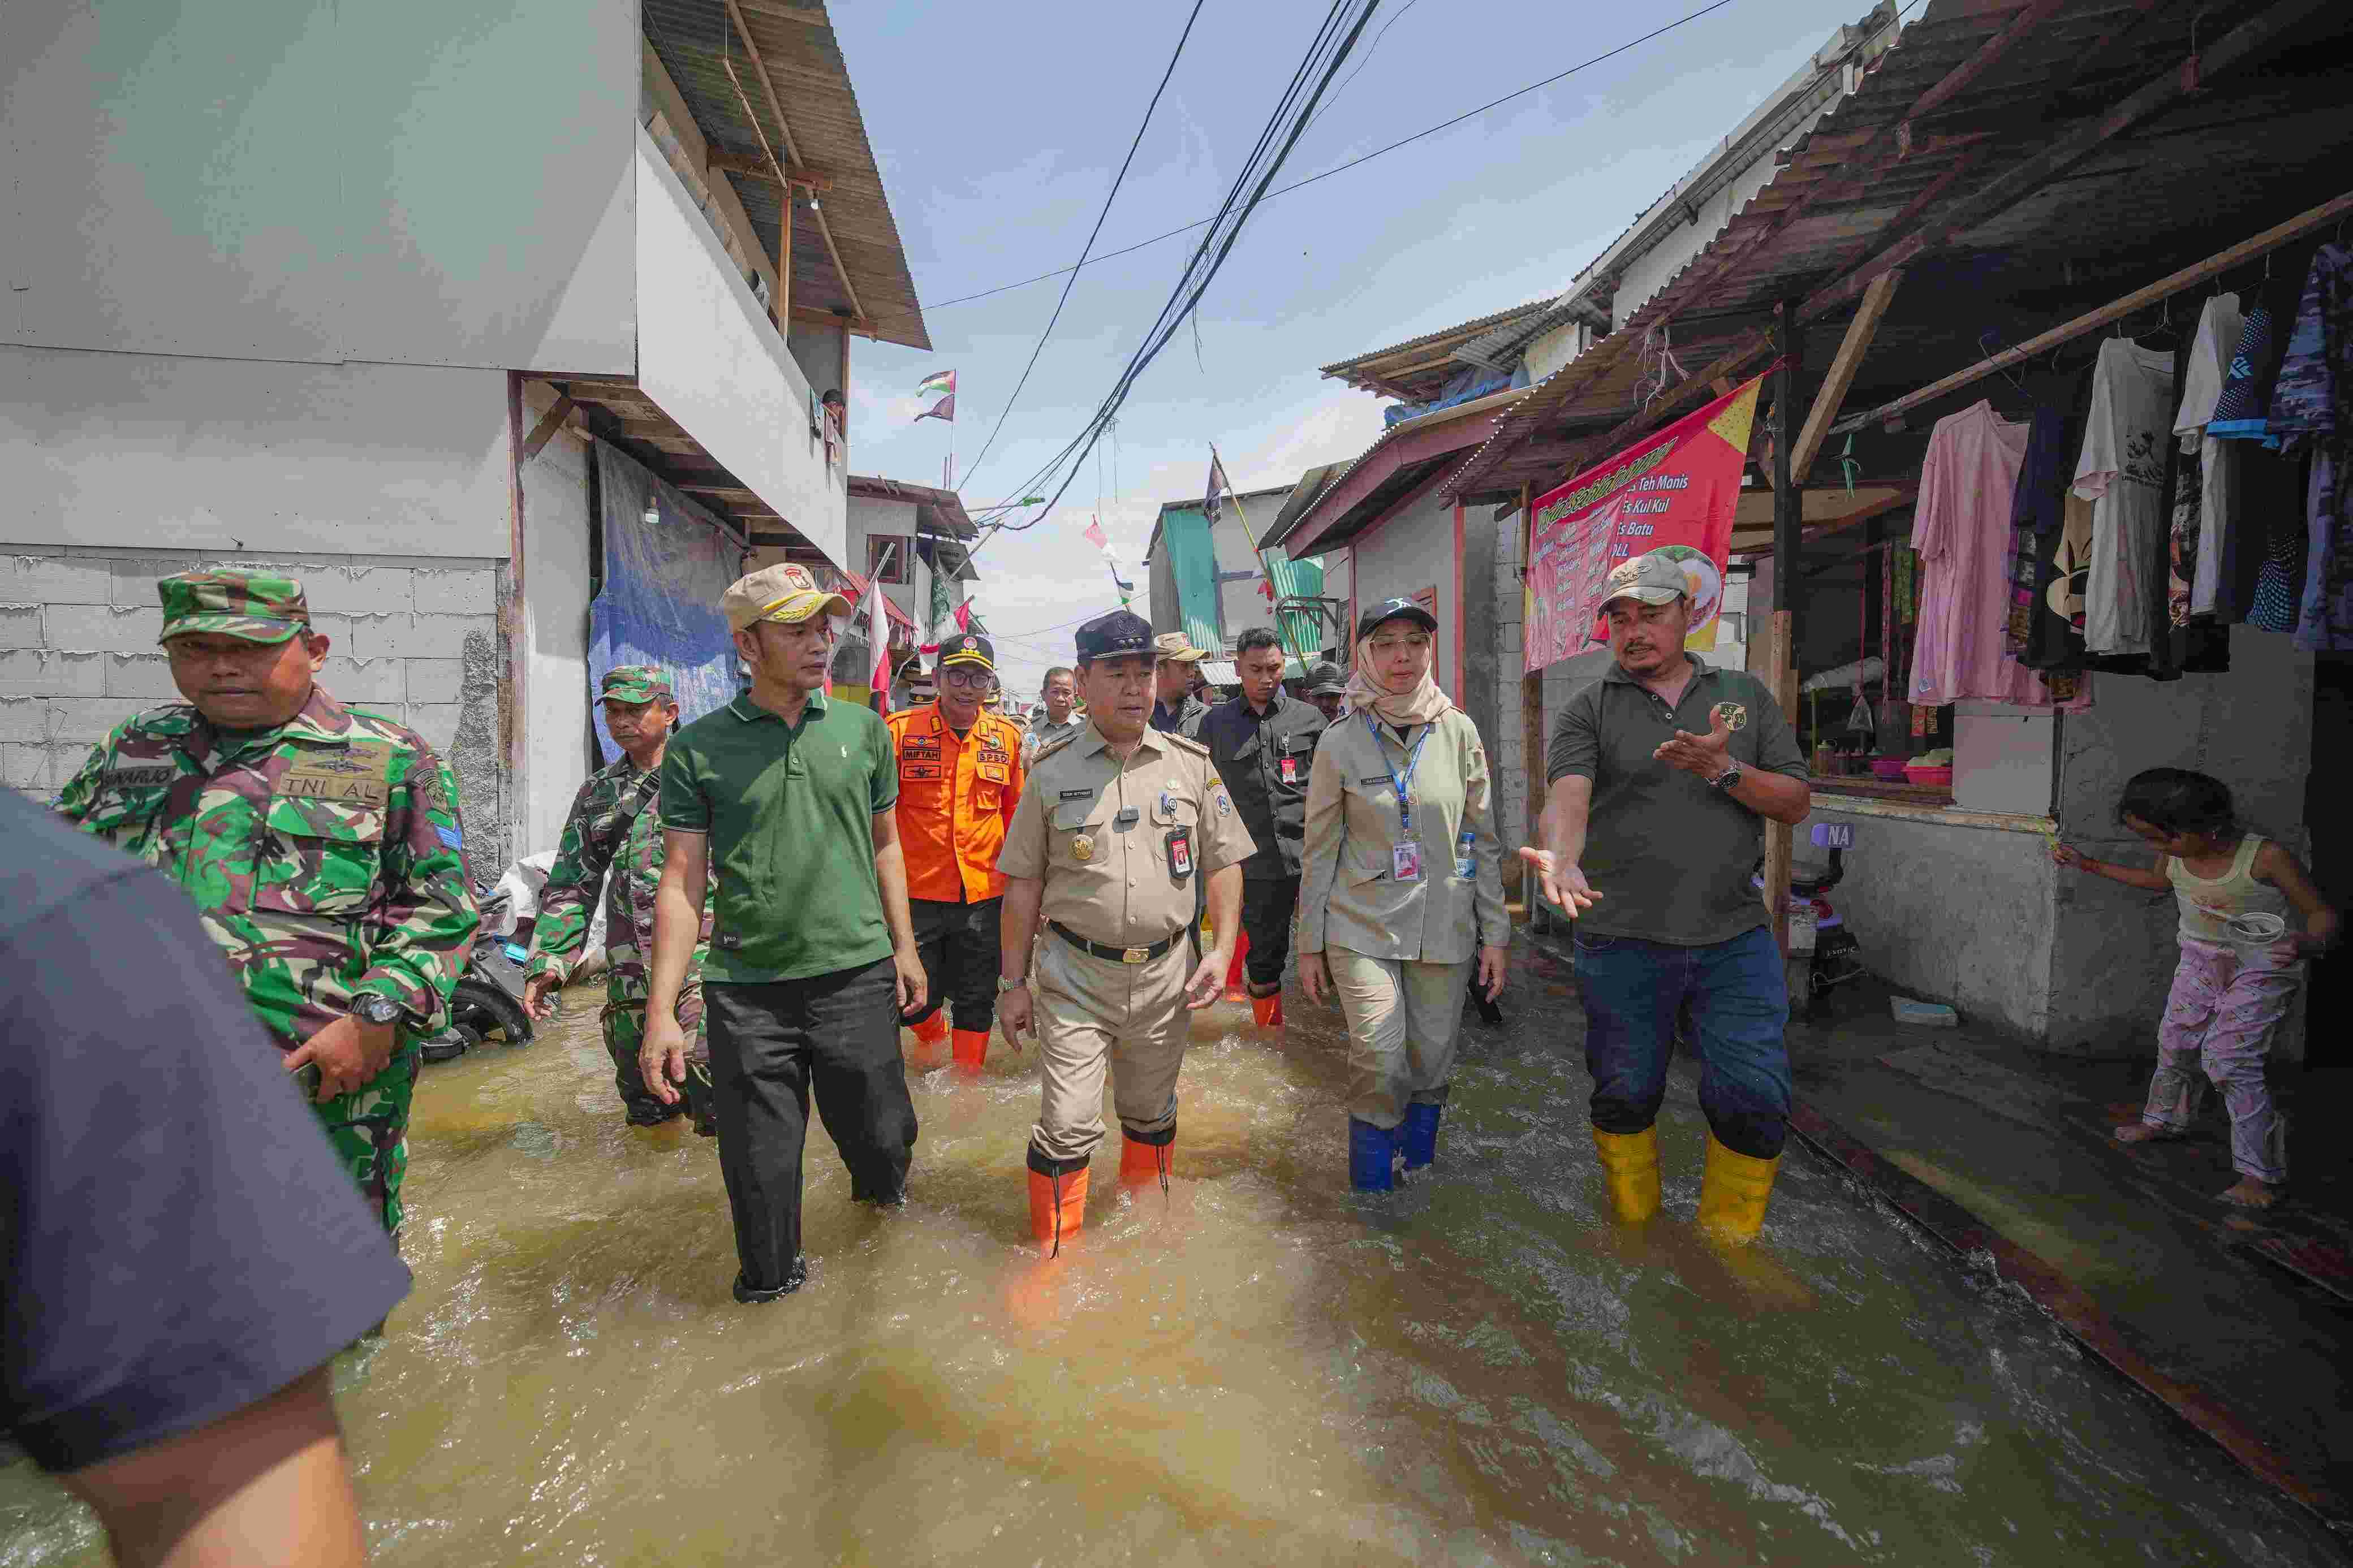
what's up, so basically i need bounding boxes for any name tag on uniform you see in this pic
[1279,755,1299,784]
[1391,840,1423,882]
[1166,827,1193,879]
[279,741,392,808]
[103,765,176,788]
[1059,788,1094,801]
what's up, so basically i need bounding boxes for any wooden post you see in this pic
[1768,302,1805,954]
[1792,267,1901,482]
[1514,481,1538,903]
[775,183,794,328]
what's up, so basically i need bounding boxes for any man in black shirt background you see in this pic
[1191,627,1326,1027]
[2,791,408,1567]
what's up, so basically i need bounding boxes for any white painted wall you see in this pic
[1,345,511,558]
[518,383,595,857]
[1347,489,1459,692]
[2,0,636,374]
[636,132,846,568]
[847,495,922,624]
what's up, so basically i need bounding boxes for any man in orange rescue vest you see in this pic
[886,632,1029,1072]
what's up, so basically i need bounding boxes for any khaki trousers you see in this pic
[1030,932,1191,1164]
[1329,947,1472,1130]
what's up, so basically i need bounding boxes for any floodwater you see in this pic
[6,941,2345,1566]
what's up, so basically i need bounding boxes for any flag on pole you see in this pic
[953,599,975,633]
[856,571,892,715]
[1084,517,1136,603]
[914,369,956,424]
[1208,443,1277,605]
[1204,450,1232,526]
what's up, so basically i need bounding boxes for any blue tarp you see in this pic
[589,443,744,764]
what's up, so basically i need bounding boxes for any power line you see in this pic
[956,1,1208,494]
[896,0,1740,329]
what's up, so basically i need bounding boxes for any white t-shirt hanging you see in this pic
[2073,338,2176,654]
[2174,294,2242,616]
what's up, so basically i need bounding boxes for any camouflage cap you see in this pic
[600,665,675,705]
[157,571,311,645]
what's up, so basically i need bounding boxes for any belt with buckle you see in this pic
[1050,921,1181,965]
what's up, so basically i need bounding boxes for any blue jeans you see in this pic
[1571,925,1791,1159]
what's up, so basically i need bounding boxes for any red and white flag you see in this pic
[859,573,891,714]
[1083,517,1135,603]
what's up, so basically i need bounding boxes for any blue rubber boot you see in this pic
[1349,1118,1397,1191]
[1400,1103,1442,1172]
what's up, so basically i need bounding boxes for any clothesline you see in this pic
[1831,187,2353,438]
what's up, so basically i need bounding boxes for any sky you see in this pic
[829,0,1886,700]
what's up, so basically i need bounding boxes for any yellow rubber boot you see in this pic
[1695,1133,1780,1246]
[1590,1126,1662,1224]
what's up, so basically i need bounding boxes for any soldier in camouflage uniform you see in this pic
[522,666,717,1131]
[56,571,479,1242]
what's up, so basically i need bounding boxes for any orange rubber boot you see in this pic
[951,1027,990,1074]
[908,1011,949,1049]
[1250,990,1284,1029]
[1118,1132,1173,1191]
[1222,930,1251,1004]
[1026,1164,1089,1256]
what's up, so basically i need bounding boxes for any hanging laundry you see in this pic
[2171,293,2243,620]
[1911,401,2088,709]
[2272,243,2353,651]
[2073,338,2177,658]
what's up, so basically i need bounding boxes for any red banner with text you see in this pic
[1522,374,1762,672]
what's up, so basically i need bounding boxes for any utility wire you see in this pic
[956,1,1208,493]
[893,0,1739,330]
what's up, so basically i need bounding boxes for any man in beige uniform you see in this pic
[996,610,1255,1254]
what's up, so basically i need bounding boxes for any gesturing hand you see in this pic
[1516,847,1601,914]
[1654,707,1735,779]
[1183,949,1229,1010]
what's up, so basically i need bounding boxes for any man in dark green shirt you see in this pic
[643,563,926,1303]
[1522,550,1810,1249]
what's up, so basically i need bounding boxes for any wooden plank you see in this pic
[1790,267,1902,482]
[1894,0,2069,148]
[1834,187,2353,434]
[706,149,831,191]
[1763,609,1796,956]
[518,394,576,464]
[736,0,828,25]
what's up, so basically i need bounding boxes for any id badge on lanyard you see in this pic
[1364,713,1432,883]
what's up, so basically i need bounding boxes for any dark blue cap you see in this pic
[1075,610,1154,662]
[1356,597,1439,640]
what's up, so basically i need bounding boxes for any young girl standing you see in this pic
[2053,767,2335,1209]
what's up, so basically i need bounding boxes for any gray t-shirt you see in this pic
[1545,654,1808,945]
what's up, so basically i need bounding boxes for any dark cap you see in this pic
[937,632,996,671]
[1304,659,1348,696]
[1075,610,1155,662]
[1356,597,1438,640]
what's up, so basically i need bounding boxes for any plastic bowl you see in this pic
[1903,763,1954,787]
[1871,757,1911,781]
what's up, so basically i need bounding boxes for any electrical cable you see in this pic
[956,0,1208,493]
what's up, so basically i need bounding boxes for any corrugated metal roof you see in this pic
[1317,297,1554,399]
[1438,0,2353,503]
[643,0,929,349]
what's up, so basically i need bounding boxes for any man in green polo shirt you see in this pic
[1521,550,1811,1247]
[640,563,928,1303]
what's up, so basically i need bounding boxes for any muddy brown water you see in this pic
[5,957,2343,1565]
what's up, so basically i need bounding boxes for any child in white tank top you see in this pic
[2053,768,2335,1208]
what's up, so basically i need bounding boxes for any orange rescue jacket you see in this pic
[886,705,1028,903]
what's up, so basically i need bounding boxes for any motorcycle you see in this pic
[1755,822,1865,1017]
[419,882,537,1063]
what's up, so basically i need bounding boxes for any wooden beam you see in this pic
[519,394,576,464]
[705,150,831,191]
[1834,187,2353,435]
[1762,609,1796,957]
[560,378,641,400]
[1790,268,1901,482]
[1893,0,2068,154]
[722,0,866,326]
[736,0,827,24]
[1800,0,2335,324]
[788,304,876,336]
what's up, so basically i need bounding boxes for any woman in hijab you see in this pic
[1298,598,1510,1191]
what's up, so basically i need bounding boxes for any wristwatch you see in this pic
[997,974,1028,994]
[1712,761,1744,792]
[353,993,404,1027]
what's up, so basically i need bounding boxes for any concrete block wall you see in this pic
[1,546,506,863]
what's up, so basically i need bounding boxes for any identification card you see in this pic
[1391,840,1423,882]
[1166,828,1194,880]
[1279,755,1299,785]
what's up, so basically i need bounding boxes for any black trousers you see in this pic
[705,960,919,1291]
[900,895,1003,1035]
[1240,876,1300,990]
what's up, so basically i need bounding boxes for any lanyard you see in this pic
[1361,712,1432,836]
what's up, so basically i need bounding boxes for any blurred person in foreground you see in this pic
[641,564,926,1303]
[1191,627,1326,1025]
[3,791,408,1568]
[55,570,478,1241]
[1298,598,1507,1190]
[1522,550,1810,1245]
[523,666,718,1132]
